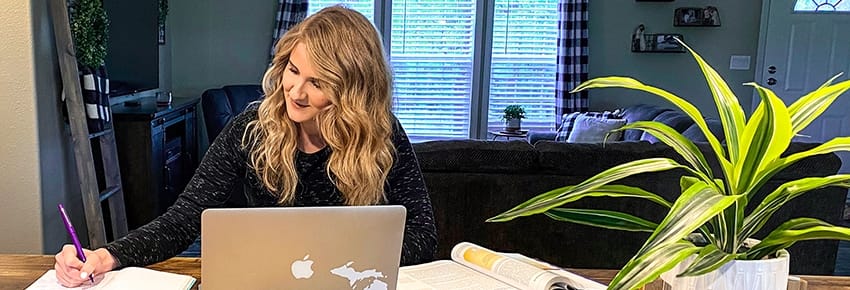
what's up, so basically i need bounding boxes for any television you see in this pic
[102,0,159,97]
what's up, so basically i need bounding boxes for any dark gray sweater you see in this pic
[104,107,437,267]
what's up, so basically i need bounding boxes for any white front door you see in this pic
[756,0,850,173]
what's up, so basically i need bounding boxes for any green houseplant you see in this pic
[503,105,526,132]
[488,41,850,290]
[69,0,110,132]
[70,0,109,68]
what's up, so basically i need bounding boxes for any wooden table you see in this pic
[0,255,201,290]
[3,255,850,289]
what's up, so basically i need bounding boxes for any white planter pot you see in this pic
[660,249,789,290]
[505,119,521,131]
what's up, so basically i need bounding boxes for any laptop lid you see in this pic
[201,205,406,290]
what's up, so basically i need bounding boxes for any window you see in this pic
[487,1,558,133]
[794,0,850,11]
[308,1,375,23]
[391,1,477,140]
[308,1,559,141]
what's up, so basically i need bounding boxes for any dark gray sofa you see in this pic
[412,139,845,275]
[528,104,725,144]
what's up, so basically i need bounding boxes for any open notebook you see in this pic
[26,267,195,290]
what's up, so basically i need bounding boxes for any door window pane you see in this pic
[794,0,849,12]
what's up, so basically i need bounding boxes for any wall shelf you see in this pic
[632,33,685,53]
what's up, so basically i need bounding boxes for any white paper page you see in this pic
[502,253,607,290]
[26,268,195,290]
[450,243,570,290]
[397,260,516,290]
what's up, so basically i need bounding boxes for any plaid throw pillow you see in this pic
[554,110,623,142]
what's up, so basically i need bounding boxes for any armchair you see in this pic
[200,85,264,143]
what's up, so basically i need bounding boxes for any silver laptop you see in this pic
[201,205,406,290]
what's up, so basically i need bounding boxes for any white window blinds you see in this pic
[390,1,477,140]
[307,0,559,141]
[487,0,558,133]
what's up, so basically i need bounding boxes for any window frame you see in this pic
[310,0,556,140]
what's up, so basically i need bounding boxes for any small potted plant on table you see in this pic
[503,105,526,132]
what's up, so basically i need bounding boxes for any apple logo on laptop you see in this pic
[291,255,314,279]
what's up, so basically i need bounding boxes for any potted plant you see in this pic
[503,105,526,132]
[488,40,850,290]
[70,0,110,131]
[70,0,108,69]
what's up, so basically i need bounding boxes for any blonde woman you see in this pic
[53,6,436,287]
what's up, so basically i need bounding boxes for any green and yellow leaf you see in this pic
[571,77,732,177]
[741,175,850,242]
[679,39,746,165]
[608,241,699,290]
[788,77,850,135]
[545,208,658,232]
[745,218,850,260]
[736,83,792,194]
[487,159,681,222]
[753,137,850,191]
[619,121,714,181]
[636,181,740,257]
[677,244,739,277]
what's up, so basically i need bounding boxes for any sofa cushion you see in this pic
[641,110,695,143]
[621,104,672,141]
[536,141,681,176]
[681,119,726,143]
[567,115,626,143]
[555,111,623,142]
[554,112,582,142]
[412,140,538,173]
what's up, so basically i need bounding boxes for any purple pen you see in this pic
[58,203,95,283]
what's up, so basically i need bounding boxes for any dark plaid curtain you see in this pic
[270,0,309,59]
[555,0,589,120]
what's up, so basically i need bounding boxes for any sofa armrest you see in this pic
[527,131,557,144]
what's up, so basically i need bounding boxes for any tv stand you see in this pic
[112,96,200,230]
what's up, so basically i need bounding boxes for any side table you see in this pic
[490,130,528,141]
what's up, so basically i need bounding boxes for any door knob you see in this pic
[767,78,777,85]
[768,66,777,74]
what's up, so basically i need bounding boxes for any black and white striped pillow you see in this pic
[554,110,623,142]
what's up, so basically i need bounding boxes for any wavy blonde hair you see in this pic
[244,6,395,206]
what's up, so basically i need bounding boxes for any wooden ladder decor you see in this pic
[48,0,129,248]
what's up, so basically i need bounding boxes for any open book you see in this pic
[26,267,196,290]
[398,242,607,290]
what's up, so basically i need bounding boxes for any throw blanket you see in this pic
[66,66,111,132]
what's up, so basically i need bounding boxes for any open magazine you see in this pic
[398,242,607,290]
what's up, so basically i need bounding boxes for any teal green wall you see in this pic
[588,0,763,117]
[169,0,276,99]
[167,1,764,119]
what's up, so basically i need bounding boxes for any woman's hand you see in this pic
[54,245,117,287]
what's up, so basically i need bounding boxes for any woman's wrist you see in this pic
[93,248,118,272]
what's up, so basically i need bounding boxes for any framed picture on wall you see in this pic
[674,7,721,26]
[652,34,684,52]
[703,6,721,26]
[674,7,703,26]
